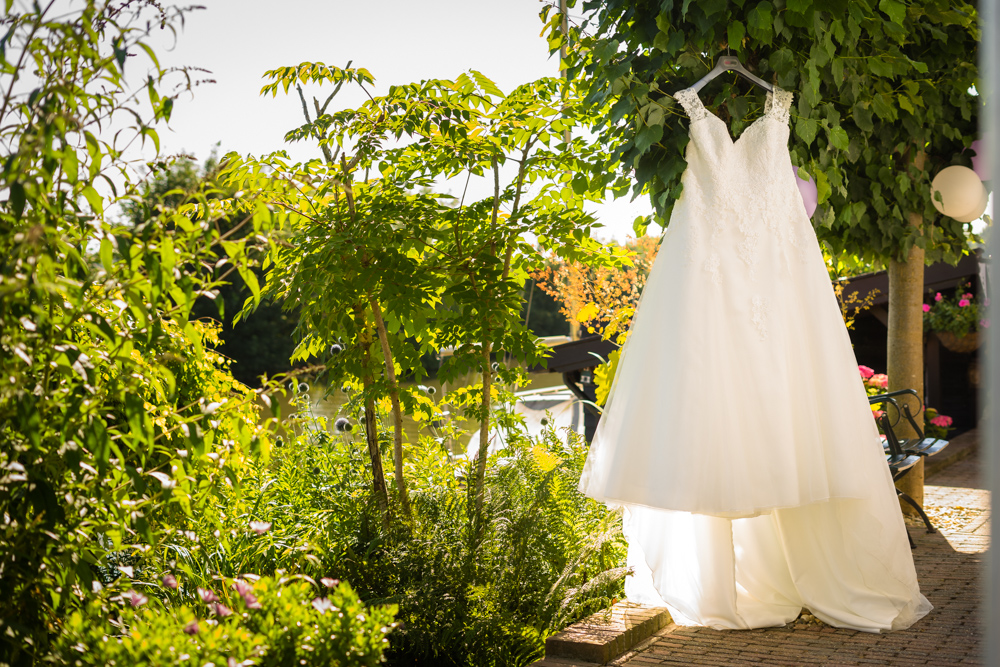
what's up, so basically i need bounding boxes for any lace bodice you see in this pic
[668,85,803,340]
[674,86,793,130]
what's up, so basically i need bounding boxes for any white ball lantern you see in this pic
[930,165,988,220]
[952,184,989,223]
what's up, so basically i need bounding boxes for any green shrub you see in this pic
[0,4,275,661]
[181,396,626,667]
[51,576,396,667]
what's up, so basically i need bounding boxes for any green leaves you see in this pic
[99,237,114,273]
[8,181,25,219]
[879,0,907,24]
[635,122,664,154]
[795,117,819,146]
[260,62,375,97]
[61,148,79,184]
[747,1,774,44]
[228,68,617,535]
[0,3,277,658]
[727,21,745,51]
[82,185,103,214]
[471,70,504,98]
[563,0,979,263]
[828,125,849,151]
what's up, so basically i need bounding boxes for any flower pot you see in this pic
[935,331,982,354]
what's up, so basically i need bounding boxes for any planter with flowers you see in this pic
[922,283,988,353]
[923,408,953,440]
[858,366,953,439]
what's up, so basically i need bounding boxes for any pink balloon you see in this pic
[970,137,990,181]
[791,165,818,218]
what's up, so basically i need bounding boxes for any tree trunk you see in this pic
[473,341,493,531]
[887,216,925,515]
[369,295,410,518]
[354,302,391,526]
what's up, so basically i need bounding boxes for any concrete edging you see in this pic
[530,602,671,666]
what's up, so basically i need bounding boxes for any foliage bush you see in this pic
[182,394,627,667]
[0,3,394,664]
[50,576,395,667]
[0,2,250,660]
[122,154,300,387]
[1,3,628,666]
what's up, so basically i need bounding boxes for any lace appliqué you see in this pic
[763,88,793,124]
[737,225,761,281]
[675,88,709,122]
[751,296,769,341]
[705,252,722,286]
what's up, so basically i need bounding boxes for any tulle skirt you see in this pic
[578,197,931,631]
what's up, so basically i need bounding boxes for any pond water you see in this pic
[268,370,568,447]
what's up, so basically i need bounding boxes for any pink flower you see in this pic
[320,577,340,589]
[869,373,889,389]
[922,304,931,313]
[930,415,953,428]
[858,365,875,379]
[312,597,334,614]
[183,620,199,635]
[935,292,943,302]
[233,580,261,609]
[872,409,885,420]
[963,293,974,299]
[198,587,219,604]
[213,602,233,617]
[129,590,148,608]
[958,299,971,307]
[162,574,178,589]
[981,319,990,329]
[250,521,271,535]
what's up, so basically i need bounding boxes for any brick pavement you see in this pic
[606,451,989,666]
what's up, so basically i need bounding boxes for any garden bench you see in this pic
[868,390,951,547]
[869,389,951,463]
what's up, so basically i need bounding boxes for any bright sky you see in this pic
[144,0,655,242]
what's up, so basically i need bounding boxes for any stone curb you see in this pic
[530,602,672,666]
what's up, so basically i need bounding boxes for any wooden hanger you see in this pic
[678,55,773,95]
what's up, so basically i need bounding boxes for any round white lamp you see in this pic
[930,165,988,220]
[952,185,989,223]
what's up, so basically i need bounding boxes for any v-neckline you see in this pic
[679,88,779,147]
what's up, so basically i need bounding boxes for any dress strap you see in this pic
[764,87,793,124]
[674,88,710,122]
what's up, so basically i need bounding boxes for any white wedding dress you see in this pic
[579,87,931,632]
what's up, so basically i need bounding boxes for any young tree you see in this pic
[223,65,627,532]
[547,0,980,507]
[533,234,659,339]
